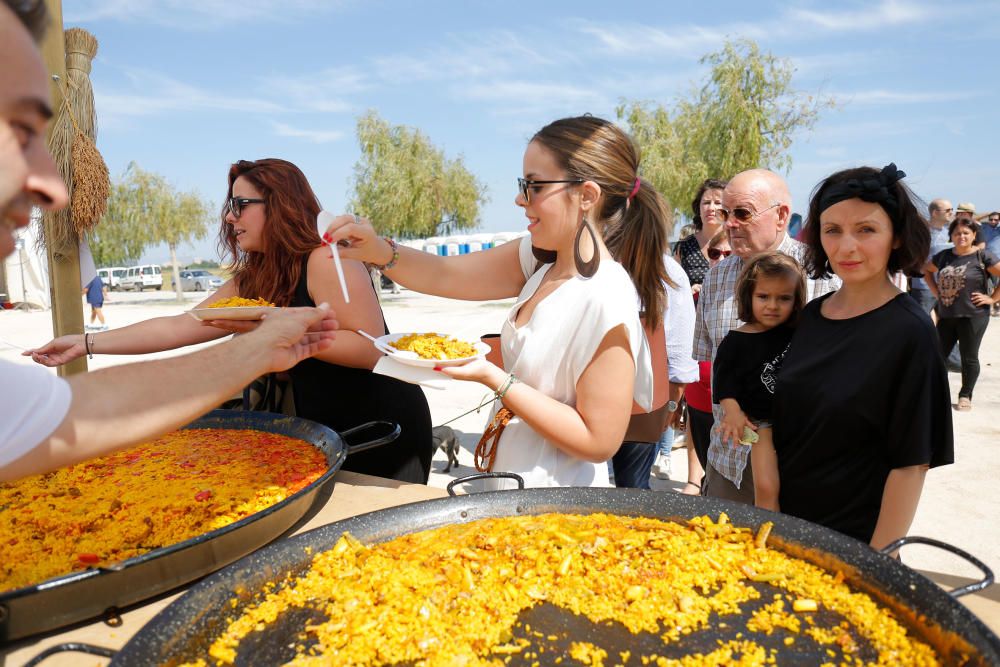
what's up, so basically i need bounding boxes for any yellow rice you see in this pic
[208,296,275,308]
[390,332,477,360]
[0,429,325,592]
[193,513,942,666]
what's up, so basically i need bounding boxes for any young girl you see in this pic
[712,252,806,510]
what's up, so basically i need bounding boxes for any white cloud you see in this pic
[573,21,736,57]
[260,67,365,113]
[832,89,974,106]
[271,122,343,143]
[789,0,933,31]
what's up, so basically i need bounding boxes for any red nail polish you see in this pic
[433,365,442,372]
[322,232,332,243]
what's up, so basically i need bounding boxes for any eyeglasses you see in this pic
[517,177,584,204]
[226,196,265,219]
[707,248,732,260]
[717,202,781,225]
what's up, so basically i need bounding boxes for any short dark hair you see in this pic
[4,0,49,41]
[735,252,807,325]
[948,217,980,237]
[802,166,930,279]
[690,178,728,231]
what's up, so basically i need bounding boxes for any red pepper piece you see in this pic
[195,490,213,501]
[78,553,100,564]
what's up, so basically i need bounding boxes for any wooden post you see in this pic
[40,0,87,376]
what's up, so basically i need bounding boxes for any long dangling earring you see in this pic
[574,216,600,278]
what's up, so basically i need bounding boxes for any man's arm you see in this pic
[1,306,336,481]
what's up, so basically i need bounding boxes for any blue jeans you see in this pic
[611,441,658,489]
[656,426,675,457]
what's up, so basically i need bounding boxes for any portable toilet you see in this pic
[471,233,493,251]
[423,236,442,255]
[443,236,461,256]
[492,232,521,247]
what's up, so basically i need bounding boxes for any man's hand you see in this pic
[249,304,338,373]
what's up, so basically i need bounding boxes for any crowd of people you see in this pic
[0,0,977,553]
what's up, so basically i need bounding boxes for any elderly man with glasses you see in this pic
[692,169,839,504]
[908,199,955,314]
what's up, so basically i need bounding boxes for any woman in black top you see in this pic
[773,164,953,549]
[923,218,1000,411]
[675,178,727,293]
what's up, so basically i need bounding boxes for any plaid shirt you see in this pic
[693,235,840,488]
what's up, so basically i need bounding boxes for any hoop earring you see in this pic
[574,217,600,278]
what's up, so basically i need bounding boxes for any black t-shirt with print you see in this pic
[932,249,999,318]
[712,324,793,421]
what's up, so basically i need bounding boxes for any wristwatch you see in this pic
[667,400,679,413]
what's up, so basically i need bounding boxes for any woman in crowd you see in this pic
[773,164,953,549]
[674,178,727,296]
[324,116,672,488]
[30,159,435,483]
[678,229,731,494]
[923,217,1000,411]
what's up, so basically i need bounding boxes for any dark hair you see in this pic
[218,159,324,307]
[707,228,729,251]
[3,0,49,41]
[532,116,673,329]
[690,178,728,231]
[735,252,806,325]
[948,217,980,237]
[802,166,929,279]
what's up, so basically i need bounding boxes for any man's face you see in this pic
[0,7,69,259]
[988,215,999,227]
[955,210,974,222]
[930,201,953,226]
[721,179,787,258]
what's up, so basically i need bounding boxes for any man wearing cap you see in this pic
[909,199,954,314]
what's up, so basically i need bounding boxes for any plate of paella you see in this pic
[187,296,278,321]
[375,332,490,368]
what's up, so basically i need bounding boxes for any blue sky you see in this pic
[64,0,1000,265]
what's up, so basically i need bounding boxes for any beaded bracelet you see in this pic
[496,373,518,400]
[84,332,93,359]
[373,238,399,271]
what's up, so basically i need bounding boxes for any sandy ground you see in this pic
[2,286,998,614]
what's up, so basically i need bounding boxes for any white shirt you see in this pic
[0,359,72,467]
[485,238,653,489]
[663,255,699,384]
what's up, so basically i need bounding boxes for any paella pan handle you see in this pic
[338,420,401,455]
[880,536,995,598]
[447,472,525,496]
[22,642,116,666]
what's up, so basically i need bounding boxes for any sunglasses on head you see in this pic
[517,177,584,204]
[717,202,780,225]
[707,248,732,260]
[226,196,265,219]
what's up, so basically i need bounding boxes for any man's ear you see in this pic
[775,203,790,232]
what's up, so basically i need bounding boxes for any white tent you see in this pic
[3,213,50,309]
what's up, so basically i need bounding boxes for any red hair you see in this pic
[218,159,324,306]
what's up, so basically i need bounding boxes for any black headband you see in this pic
[817,163,906,218]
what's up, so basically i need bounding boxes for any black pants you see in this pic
[612,441,657,489]
[686,405,713,472]
[936,315,990,399]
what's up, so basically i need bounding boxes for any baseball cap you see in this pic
[957,202,976,213]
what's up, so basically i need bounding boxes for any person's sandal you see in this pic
[956,397,972,412]
[680,481,702,495]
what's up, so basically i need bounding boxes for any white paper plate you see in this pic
[375,332,489,368]
[187,306,279,321]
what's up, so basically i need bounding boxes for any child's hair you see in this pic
[735,252,807,325]
[707,228,729,251]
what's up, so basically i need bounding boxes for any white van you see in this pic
[121,265,162,291]
[97,267,127,291]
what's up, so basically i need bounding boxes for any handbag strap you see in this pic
[474,407,513,472]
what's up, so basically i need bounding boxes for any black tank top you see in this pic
[287,259,434,483]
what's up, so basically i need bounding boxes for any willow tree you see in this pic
[350,111,488,238]
[617,38,834,218]
[89,163,213,300]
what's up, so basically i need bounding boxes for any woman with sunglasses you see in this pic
[323,116,672,489]
[674,179,728,297]
[772,164,953,549]
[30,159,435,484]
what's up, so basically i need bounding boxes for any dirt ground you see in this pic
[2,286,998,625]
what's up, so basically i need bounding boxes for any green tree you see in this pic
[350,111,488,238]
[617,38,835,220]
[88,163,213,300]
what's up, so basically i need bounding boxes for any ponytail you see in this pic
[602,179,673,331]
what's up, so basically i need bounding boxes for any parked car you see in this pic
[120,264,163,291]
[170,269,224,292]
[97,267,126,291]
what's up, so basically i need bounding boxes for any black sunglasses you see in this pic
[226,196,265,219]
[517,177,584,204]
[717,202,780,225]
[707,248,732,260]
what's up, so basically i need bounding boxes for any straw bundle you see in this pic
[44,28,110,251]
